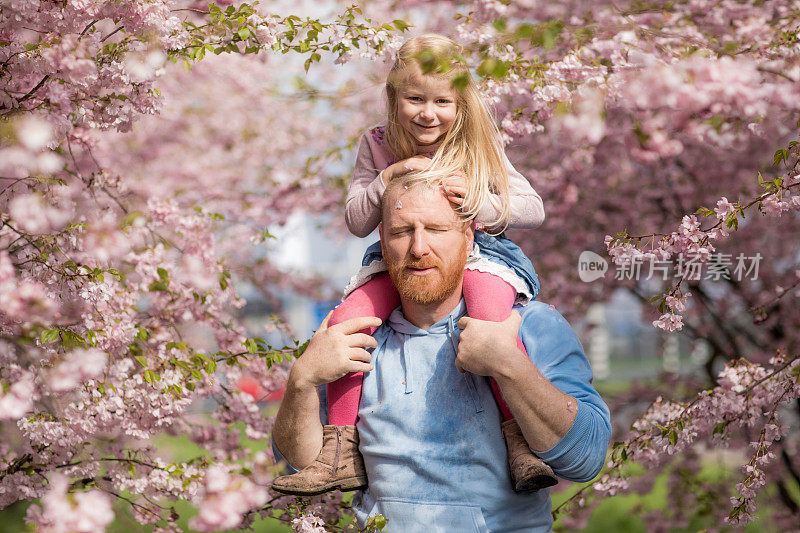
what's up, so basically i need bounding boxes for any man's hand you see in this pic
[291,312,382,390]
[455,311,523,376]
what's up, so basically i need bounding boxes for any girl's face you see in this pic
[396,75,457,146]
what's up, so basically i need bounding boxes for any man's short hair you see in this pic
[381,172,471,224]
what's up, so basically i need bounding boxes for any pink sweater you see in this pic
[344,124,545,238]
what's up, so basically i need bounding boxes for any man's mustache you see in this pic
[402,260,440,270]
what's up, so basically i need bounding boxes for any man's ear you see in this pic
[464,221,475,257]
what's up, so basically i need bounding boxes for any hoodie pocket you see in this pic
[366,497,489,532]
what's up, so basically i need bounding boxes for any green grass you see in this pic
[551,458,781,532]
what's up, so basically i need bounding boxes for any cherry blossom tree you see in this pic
[2,0,799,531]
[1,1,404,530]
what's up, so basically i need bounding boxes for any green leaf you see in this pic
[40,329,60,344]
[135,356,147,368]
[237,27,251,40]
[62,330,86,350]
[668,430,678,446]
[392,19,411,31]
[365,514,387,530]
[149,281,169,292]
[293,339,310,358]
[144,370,155,384]
[477,58,499,77]
[205,360,217,374]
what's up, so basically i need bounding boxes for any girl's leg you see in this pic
[462,269,521,421]
[327,272,399,426]
[273,273,398,496]
[463,269,558,492]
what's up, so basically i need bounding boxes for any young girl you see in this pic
[272,34,556,496]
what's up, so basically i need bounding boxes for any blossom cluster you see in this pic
[577,354,800,527]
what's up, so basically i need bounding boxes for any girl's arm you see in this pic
[345,134,433,237]
[476,152,545,231]
[345,134,388,238]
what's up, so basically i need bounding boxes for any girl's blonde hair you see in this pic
[384,33,511,232]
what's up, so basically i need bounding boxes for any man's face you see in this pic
[379,184,473,305]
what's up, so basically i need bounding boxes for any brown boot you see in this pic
[501,419,558,492]
[271,425,367,496]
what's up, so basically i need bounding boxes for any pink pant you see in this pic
[327,270,524,426]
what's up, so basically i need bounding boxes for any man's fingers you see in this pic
[454,357,466,373]
[348,333,378,349]
[331,316,383,335]
[348,348,373,363]
[349,362,374,374]
[457,316,470,329]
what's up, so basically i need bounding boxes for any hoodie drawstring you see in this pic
[448,314,484,413]
[395,331,413,394]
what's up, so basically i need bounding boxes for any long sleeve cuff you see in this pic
[366,171,386,205]
[534,401,608,482]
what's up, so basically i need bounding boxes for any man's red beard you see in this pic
[386,244,468,305]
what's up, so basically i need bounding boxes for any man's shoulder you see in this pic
[517,302,587,372]
[517,301,573,331]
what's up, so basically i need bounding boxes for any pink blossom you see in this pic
[0,371,34,420]
[0,279,60,323]
[292,513,328,533]
[189,466,269,532]
[26,474,114,532]
[46,348,107,392]
[652,312,684,331]
[714,196,737,221]
[16,116,54,150]
[8,194,73,235]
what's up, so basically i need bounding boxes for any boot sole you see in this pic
[271,477,367,496]
[515,474,559,493]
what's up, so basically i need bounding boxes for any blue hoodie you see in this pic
[275,300,611,532]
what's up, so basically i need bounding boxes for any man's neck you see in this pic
[399,283,464,330]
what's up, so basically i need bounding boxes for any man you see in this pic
[272,175,611,531]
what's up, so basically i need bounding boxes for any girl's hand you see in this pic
[442,172,468,206]
[385,156,432,182]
